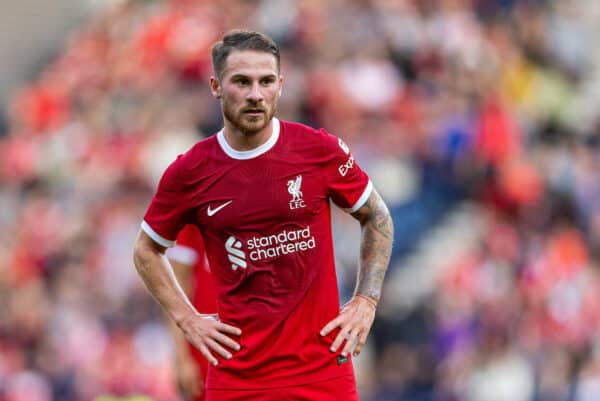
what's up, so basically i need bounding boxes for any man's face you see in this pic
[211,50,282,136]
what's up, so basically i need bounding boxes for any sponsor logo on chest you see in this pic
[224,226,317,270]
[225,236,246,271]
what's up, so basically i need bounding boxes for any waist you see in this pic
[206,349,354,390]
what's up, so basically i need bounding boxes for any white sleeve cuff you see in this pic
[346,180,374,213]
[141,221,175,248]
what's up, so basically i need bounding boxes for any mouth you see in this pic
[242,109,265,116]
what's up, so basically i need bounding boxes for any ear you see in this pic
[210,76,222,99]
[278,75,284,97]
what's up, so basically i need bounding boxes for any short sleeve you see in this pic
[320,130,372,212]
[141,156,194,247]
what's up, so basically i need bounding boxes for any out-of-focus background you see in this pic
[2,0,600,400]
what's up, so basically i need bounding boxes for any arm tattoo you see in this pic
[350,189,393,302]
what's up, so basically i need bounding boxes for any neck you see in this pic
[223,119,273,151]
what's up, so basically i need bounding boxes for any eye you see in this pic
[261,77,276,86]
[234,78,250,86]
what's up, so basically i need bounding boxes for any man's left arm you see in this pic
[320,188,393,357]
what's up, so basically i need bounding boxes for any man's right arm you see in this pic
[133,229,241,366]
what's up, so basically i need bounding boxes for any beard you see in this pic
[222,100,277,136]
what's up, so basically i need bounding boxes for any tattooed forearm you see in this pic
[350,189,394,302]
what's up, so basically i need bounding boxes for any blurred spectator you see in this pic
[3,0,600,400]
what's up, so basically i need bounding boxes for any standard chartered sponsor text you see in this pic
[247,226,316,261]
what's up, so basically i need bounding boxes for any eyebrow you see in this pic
[229,73,277,80]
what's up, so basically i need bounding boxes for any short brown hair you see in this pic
[211,29,280,80]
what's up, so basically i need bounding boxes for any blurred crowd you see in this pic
[2,0,600,400]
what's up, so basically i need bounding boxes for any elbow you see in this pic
[133,229,167,273]
[369,204,394,243]
[386,208,394,235]
[133,234,146,274]
[133,230,154,273]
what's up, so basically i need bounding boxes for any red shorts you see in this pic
[205,375,360,401]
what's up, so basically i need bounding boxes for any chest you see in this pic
[192,159,326,233]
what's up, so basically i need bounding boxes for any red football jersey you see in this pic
[142,118,372,390]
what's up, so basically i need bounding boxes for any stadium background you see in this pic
[2,0,600,400]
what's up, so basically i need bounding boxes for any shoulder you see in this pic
[280,119,328,140]
[279,119,344,154]
[279,119,320,135]
[182,134,218,166]
[160,135,217,186]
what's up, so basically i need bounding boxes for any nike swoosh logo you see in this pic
[207,200,233,217]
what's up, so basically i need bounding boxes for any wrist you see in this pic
[172,307,198,329]
[354,293,378,308]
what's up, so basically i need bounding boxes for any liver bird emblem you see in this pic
[287,175,303,202]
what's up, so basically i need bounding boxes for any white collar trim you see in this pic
[217,118,280,160]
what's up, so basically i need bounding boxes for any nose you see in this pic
[246,82,263,103]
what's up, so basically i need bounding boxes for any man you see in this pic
[166,224,216,401]
[133,29,393,401]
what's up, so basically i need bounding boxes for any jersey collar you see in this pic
[217,118,280,160]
